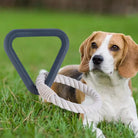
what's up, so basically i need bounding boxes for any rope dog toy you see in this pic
[36,70,102,113]
[4,29,102,114]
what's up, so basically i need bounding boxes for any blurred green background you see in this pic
[0,1,138,137]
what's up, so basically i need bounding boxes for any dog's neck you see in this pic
[83,70,131,97]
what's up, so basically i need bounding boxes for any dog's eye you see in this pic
[110,45,120,51]
[91,42,98,49]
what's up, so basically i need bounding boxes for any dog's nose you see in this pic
[92,55,104,65]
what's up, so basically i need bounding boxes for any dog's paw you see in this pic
[92,125,105,138]
[83,119,105,138]
[96,129,106,138]
[135,131,138,138]
[94,128,105,138]
[135,134,138,138]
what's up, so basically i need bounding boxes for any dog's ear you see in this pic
[79,32,97,72]
[118,35,138,78]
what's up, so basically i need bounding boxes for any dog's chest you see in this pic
[82,71,133,121]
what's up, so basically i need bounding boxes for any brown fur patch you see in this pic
[118,36,138,78]
[51,65,82,103]
[75,79,86,104]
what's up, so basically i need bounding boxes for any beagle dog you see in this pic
[51,31,138,138]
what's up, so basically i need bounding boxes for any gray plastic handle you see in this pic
[4,29,69,95]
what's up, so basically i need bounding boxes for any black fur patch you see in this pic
[56,70,82,103]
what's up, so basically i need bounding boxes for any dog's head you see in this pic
[79,31,138,78]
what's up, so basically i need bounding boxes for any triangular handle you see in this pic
[4,29,69,95]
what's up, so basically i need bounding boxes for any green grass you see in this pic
[0,8,138,137]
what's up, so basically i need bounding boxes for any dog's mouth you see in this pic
[92,65,103,72]
[91,66,113,77]
[93,70,105,76]
[91,66,105,75]
[89,62,114,76]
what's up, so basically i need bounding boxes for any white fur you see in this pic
[89,34,114,75]
[82,34,138,138]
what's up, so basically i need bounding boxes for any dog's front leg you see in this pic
[83,115,105,138]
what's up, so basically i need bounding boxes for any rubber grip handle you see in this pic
[4,29,69,95]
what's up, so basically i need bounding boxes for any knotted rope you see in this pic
[36,70,102,114]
